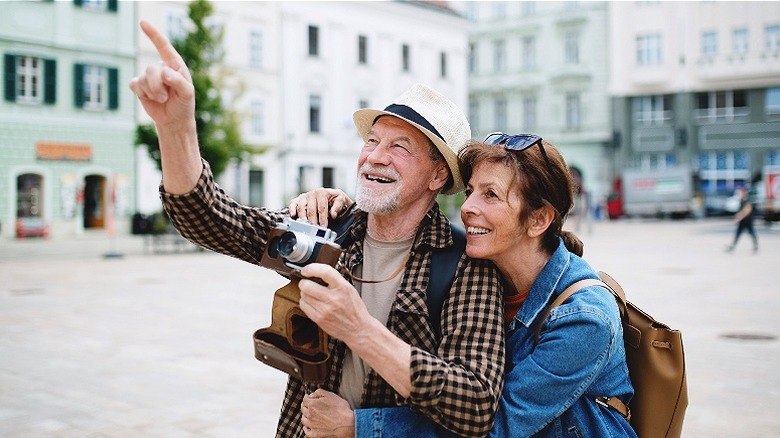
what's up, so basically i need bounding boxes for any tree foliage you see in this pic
[135,0,261,178]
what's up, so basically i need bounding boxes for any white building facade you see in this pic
[461,1,612,210]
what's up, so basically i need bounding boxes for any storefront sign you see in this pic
[36,142,92,161]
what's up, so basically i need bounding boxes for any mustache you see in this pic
[358,164,400,181]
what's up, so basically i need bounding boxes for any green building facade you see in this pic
[1,0,136,239]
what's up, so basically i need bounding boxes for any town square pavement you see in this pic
[0,217,778,437]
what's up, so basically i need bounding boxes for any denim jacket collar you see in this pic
[509,238,571,332]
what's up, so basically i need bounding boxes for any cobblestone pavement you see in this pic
[0,218,778,437]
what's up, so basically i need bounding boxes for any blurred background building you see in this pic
[1,0,136,239]
[1,0,779,240]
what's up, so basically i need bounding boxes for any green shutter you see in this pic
[4,54,15,102]
[73,63,84,108]
[73,0,83,6]
[108,67,118,110]
[44,59,56,104]
[108,0,117,12]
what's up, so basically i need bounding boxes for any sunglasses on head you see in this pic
[483,132,553,173]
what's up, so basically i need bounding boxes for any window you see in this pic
[468,43,477,74]
[74,0,117,12]
[464,2,477,21]
[298,165,316,193]
[522,36,536,70]
[402,44,410,72]
[493,39,506,72]
[565,93,580,129]
[633,95,672,126]
[308,25,319,57]
[469,99,479,132]
[766,25,780,51]
[521,1,536,16]
[440,52,447,78]
[358,35,368,65]
[633,153,678,171]
[74,64,118,110]
[248,169,264,207]
[322,167,334,188]
[493,1,506,19]
[701,31,717,58]
[767,88,780,115]
[523,96,537,130]
[251,99,264,135]
[166,12,187,42]
[358,99,368,109]
[637,34,662,65]
[13,56,42,104]
[564,31,579,64]
[249,30,263,69]
[733,28,748,56]
[309,94,321,133]
[697,151,750,194]
[768,150,780,166]
[5,55,56,105]
[695,90,748,122]
[494,96,507,132]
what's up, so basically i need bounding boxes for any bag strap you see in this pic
[427,224,466,341]
[533,278,605,345]
[328,208,465,341]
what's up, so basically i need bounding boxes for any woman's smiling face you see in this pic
[460,161,527,263]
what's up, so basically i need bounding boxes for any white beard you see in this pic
[355,165,401,214]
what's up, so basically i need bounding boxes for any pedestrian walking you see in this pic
[726,186,759,253]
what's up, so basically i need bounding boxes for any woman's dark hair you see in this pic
[458,138,584,257]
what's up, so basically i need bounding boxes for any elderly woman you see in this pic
[295,133,636,437]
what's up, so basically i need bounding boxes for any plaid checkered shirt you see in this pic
[160,161,506,437]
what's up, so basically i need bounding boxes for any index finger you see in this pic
[140,20,186,70]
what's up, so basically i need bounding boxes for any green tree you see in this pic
[135,0,260,178]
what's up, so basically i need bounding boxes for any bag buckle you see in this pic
[595,396,632,421]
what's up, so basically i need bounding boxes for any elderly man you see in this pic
[129,20,504,438]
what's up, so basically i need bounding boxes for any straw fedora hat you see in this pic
[353,84,471,194]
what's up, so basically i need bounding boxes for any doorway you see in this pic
[83,174,106,229]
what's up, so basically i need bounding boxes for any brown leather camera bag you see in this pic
[536,271,688,437]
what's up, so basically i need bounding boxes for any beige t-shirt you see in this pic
[338,233,413,408]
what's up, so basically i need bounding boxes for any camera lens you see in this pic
[278,231,314,264]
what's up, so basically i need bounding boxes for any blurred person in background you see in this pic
[726,185,759,253]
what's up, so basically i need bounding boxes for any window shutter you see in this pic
[73,0,83,6]
[108,0,117,12]
[44,59,56,104]
[4,54,16,102]
[108,67,118,110]
[73,63,84,108]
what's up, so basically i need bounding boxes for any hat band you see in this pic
[376,104,445,144]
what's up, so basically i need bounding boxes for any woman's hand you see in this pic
[289,188,354,226]
[301,389,355,437]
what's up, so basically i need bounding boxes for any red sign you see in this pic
[767,173,780,200]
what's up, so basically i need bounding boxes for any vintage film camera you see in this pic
[253,218,343,383]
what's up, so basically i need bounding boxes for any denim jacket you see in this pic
[356,238,636,438]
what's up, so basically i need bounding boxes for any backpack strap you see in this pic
[427,224,466,341]
[533,278,605,345]
[328,208,465,341]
